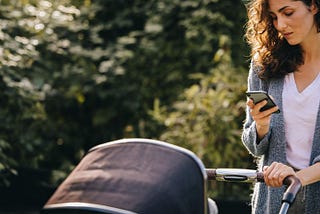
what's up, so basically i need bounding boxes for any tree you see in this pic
[0,0,252,202]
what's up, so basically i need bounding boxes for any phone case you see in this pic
[246,91,280,113]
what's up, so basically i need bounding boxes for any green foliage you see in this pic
[153,37,255,199]
[0,0,85,186]
[0,0,253,201]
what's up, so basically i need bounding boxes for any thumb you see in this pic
[263,166,269,172]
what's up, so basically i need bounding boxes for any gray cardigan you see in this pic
[242,63,320,214]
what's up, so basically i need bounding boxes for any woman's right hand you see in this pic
[247,98,279,139]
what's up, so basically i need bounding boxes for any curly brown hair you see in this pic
[245,0,320,79]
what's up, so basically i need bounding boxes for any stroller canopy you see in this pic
[42,138,208,214]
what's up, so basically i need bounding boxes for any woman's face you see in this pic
[268,0,318,45]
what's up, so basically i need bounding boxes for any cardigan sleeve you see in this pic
[313,156,320,164]
[311,112,320,165]
[241,61,271,157]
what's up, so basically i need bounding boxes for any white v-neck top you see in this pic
[283,72,320,169]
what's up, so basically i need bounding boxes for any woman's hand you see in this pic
[263,162,296,187]
[247,98,279,139]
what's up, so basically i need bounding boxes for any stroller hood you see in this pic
[42,138,208,214]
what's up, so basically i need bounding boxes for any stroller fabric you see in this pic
[42,138,209,214]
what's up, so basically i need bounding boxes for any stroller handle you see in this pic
[280,175,301,205]
[206,168,264,183]
[206,168,302,209]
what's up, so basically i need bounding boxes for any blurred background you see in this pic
[0,0,256,213]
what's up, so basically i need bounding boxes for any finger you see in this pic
[256,98,279,115]
[252,106,277,120]
[250,100,267,116]
[270,170,283,187]
[263,166,273,186]
[265,163,294,187]
[268,106,279,114]
[264,162,281,186]
[252,110,272,120]
[247,99,254,108]
[255,100,268,111]
[279,165,295,181]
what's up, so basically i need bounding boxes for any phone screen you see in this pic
[246,91,280,113]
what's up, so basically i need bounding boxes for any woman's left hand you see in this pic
[263,162,296,187]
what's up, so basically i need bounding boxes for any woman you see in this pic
[242,0,320,213]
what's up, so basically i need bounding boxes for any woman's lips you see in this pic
[283,32,293,38]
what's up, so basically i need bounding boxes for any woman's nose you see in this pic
[276,17,287,31]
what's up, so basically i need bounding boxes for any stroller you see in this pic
[41,138,301,214]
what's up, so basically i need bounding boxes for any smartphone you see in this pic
[245,91,280,113]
